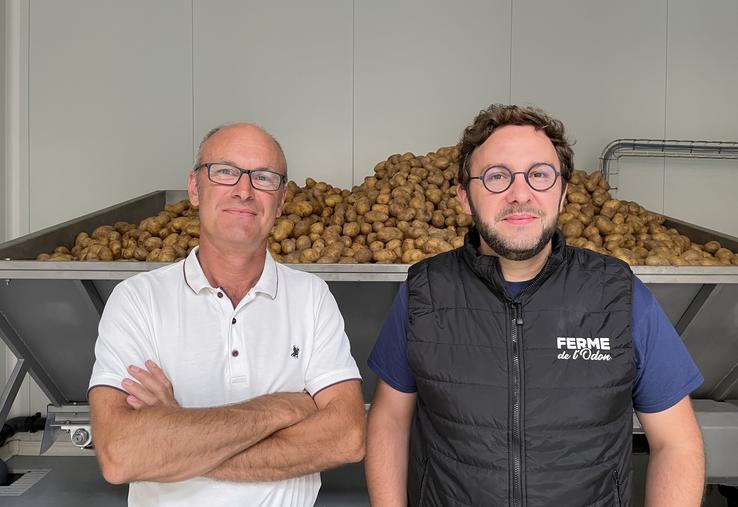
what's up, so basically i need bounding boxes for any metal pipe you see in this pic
[599,139,738,182]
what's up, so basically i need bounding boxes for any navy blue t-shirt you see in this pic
[368,277,703,413]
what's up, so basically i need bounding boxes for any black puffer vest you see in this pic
[406,229,635,507]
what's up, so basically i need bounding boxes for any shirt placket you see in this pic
[227,290,255,384]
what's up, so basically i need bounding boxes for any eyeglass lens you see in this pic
[207,163,283,190]
[481,164,558,192]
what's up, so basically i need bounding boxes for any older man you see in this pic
[365,105,705,506]
[89,123,365,507]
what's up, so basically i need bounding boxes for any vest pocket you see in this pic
[612,469,622,507]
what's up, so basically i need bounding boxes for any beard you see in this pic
[468,199,557,261]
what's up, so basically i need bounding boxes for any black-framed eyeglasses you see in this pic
[469,163,560,193]
[194,162,286,192]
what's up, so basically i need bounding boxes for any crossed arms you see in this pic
[90,362,365,485]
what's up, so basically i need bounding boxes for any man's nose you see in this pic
[505,172,534,203]
[231,172,255,200]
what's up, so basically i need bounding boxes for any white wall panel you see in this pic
[0,1,6,399]
[666,0,738,140]
[511,0,667,172]
[21,0,193,416]
[28,0,193,231]
[0,0,5,244]
[664,159,738,237]
[610,158,666,213]
[354,0,511,184]
[193,1,353,189]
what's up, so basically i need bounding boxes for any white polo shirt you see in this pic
[89,248,361,507]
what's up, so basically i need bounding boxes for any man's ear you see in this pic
[457,184,472,215]
[559,182,568,212]
[276,188,287,218]
[187,171,200,207]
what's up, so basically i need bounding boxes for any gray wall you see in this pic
[3,0,738,416]
[15,0,738,235]
[0,0,5,244]
[0,0,6,395]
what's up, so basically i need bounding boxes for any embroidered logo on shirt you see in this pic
[291,345,300,359]
[556,336,612,361]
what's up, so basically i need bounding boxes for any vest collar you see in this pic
[461,226,567,301]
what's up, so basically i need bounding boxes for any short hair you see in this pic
[194,123,288,177]
[457,104,574,188]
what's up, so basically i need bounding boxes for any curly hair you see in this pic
[457,104,574,188]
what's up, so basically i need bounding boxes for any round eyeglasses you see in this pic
[195,163,286,192]
[469,163,560,193]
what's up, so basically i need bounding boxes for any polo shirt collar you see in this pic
[183,246,278,299]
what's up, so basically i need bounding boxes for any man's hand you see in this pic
[122,360,179,409]
[122,360,318,422]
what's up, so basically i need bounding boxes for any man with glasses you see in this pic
[88,123,365,506]
[365,105,705,506]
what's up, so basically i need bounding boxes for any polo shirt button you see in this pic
[217,292,223,298]
[232,317,237,325]
[232,349,239,357]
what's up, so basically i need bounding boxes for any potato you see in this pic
[272,218,295,241]
[109,241,122,259]
[455,213,472,227]
[645,255,671,266]
[159,246,177,263]
[295,236,312,251]
[354,247,373,263]
[562,219,584,238]
[184,222,200,237]
[401,249,425,263]
[369,240,385,252]
[386,238,403,252]
[316,254,339,264]
[373,249,398,263]
[177,234,192,250]
[715,248,734,260]
[284,252,301,263]
[146,248,162,262]
[92,225,114,241]
[567,191,590,204]
[324,194,343,207]
[173,245,187,259]
[704,241,721,254]
[143,237,163,251]
[364,210,389,223]
[268,241,282,256]
[377,227,403,242]
[422,238,453,254]
[300,248,321,263]
[600,199,621,218]
[163,233,179,247]
[343,222,360,238]
[594,216,615,235]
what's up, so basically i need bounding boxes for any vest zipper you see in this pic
[613,469,622,506]
[511,302,524,507]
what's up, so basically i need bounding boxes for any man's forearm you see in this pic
[644,445,704,506]
[365,415,410,507]
[92,389,312,484]
[205,386,365,482]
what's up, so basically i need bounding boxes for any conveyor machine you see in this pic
[0,190,737,497]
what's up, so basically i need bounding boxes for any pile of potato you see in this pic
[36,200,200,262]
[561,169,738,266]
[269,147,471,264]
[35,144,738,267]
